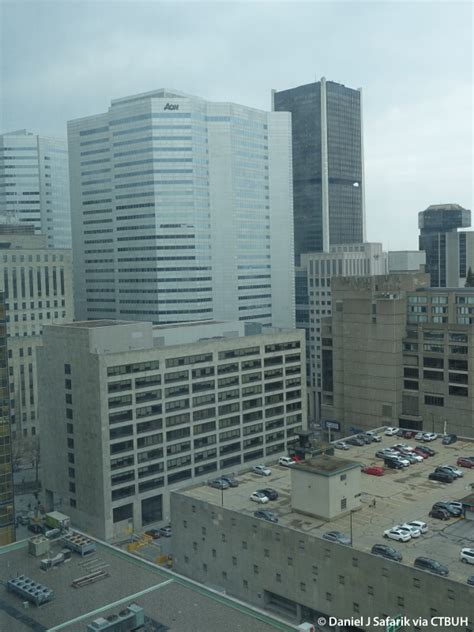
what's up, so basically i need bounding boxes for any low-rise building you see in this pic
[38,319,306,540]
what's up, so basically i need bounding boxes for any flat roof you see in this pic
[0,538,294,632]
[60,320,136,328]
[179,433,474,585]
[293,455,360,476]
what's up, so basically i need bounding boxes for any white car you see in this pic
[383,527,411,542]
[460,548,474,564]
[278,456,295,467]
[422,432,438,441]
[334,441,350,450]
[396,524,421,538]
[406,520,428,534]
[415,432,424,440]
[366,431,381,442]
[250,491,269,504]
[385,427,398,436]
[253,465,271,476]
[394,443,414,452]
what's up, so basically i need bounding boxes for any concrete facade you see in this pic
[0,227,74,440]
[38,320,306,541]
[296,243,388,421]
[68,89,294,329]
[291,456,361,520]
[321,272,474,438]
[388,250,426,273]
[0,130,72,249]
[171,468,473,631]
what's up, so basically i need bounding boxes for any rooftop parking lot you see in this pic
[184,432,474,584]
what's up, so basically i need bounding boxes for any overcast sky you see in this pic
[1,0,472,250]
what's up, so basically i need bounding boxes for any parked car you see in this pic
[366,431,382,442]
[384,458,404,470]
[403,430,416,439]
[457,457,474,469]
[250,491,269,504]
[145,529,161,539]
[385,427,398,436]
[398,451,423,463]
[414,557,448,577]
[405,520,428,534]
[253,465,271,476]
[395,523,421,538]
[429,507,451,520]
[208,478,230,490]
[432,502,461,516]
[467,576,474,586]
[396,429,405,437]
[371,543,402,562]
[376,448,399,458]
[254,510,278,523]
[360,433,376,444]
[362,465,385,476]
[445,501,463,512]
[393,443,414,452]
[429,471,454,483]
[291,454,303,462]
[220,475,239,487]
[322,531,351,545]
[334,441,350,450]
[416,445,436,456]
[436,465,463,479]
[278,456,295,467]
[442,434,458,445]
[460,548,474,565]
[159,526,172,537]
[346,436,365,446]
[386,455,410,467]
[413,447,429,459]
[383,527,411,542]
[422,432,438,442]
[414,432,424,440]
[257,488,278,501]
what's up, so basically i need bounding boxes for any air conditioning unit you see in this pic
[87,604,144,631]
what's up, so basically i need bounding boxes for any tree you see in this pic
[465,267,474,287]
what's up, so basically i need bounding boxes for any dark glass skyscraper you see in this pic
[273,78,365,261]
[418,203,471,287]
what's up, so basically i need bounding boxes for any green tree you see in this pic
[465,267,474,287]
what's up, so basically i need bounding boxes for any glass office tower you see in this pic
[273,78,365,261]
[68,89,294,329]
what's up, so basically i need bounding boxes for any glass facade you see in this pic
[274,80,364,261]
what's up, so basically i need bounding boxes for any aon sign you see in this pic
[164,103,179,110]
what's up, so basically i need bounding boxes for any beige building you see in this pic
[321,271,474,438]
[296,243,388,422]
[0,226,74,441]
[171,438,474,631]
[38,320,306,541]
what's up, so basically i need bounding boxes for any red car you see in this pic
[457,457,474,469]
[291,455,303,462]
[413,448,429,459]
[362,465,384,476]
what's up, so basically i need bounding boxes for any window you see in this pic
[326,593,332,602]
[340,498,347,510]
[424,394,444,407]
[368,585,374,596]
[339,575,345,585]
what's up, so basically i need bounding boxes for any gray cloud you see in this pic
[1,0,472,249]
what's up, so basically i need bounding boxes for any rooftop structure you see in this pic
[0,535,294,632]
